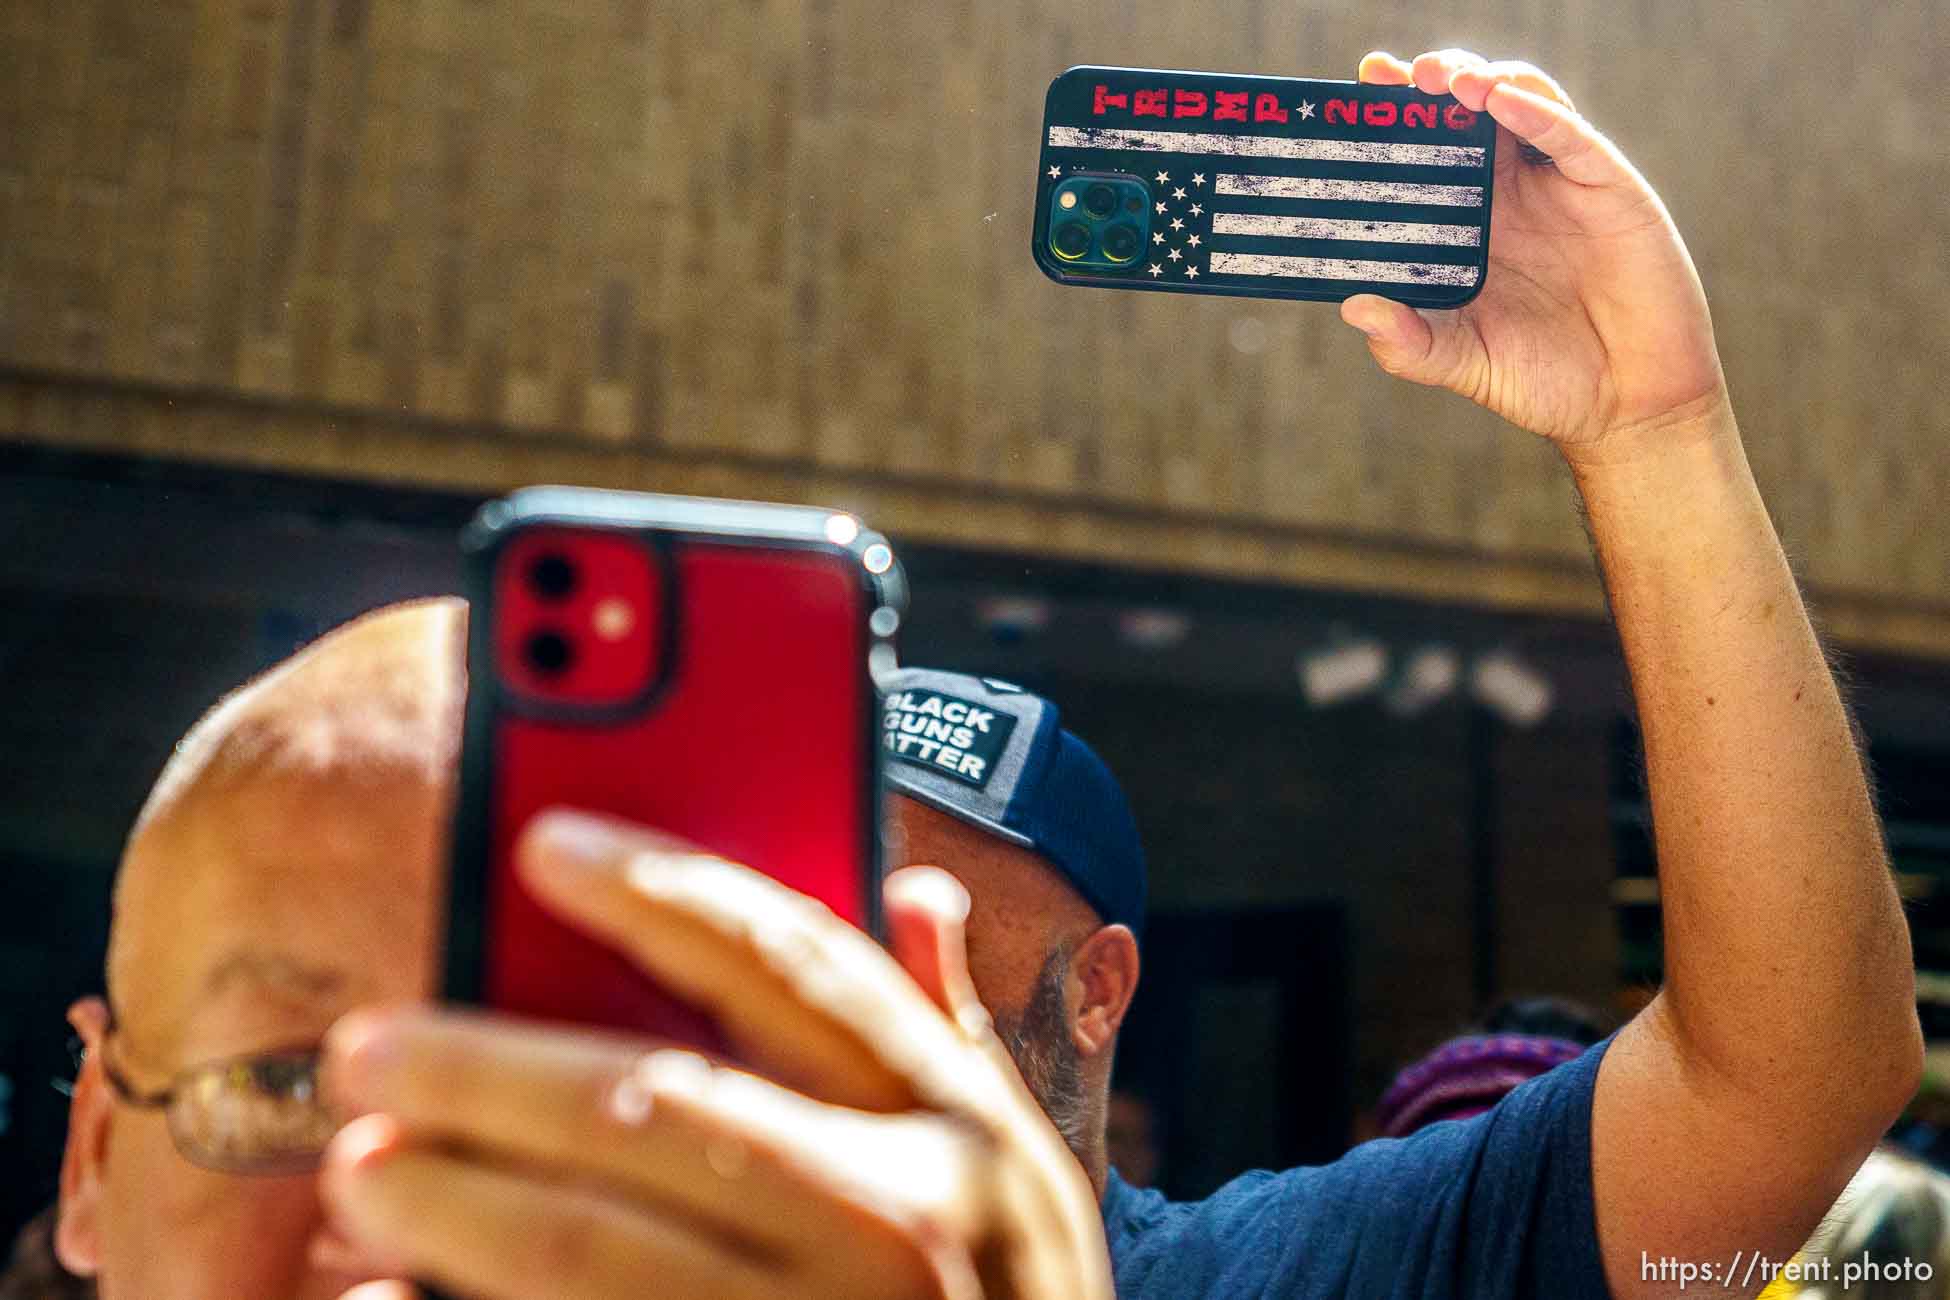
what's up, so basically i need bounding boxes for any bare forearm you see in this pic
[1572,401,1918,1109]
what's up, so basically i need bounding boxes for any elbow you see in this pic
[1875,1004,1926,1123]
[1849,992,1925,1137]
[1857,909,1925,1130]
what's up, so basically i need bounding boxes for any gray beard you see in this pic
[994,947,1092,1165]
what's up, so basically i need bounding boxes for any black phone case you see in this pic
[1033,65,1496,307]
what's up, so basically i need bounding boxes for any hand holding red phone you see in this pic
[320,811,1114,1300]
[1342,50,1729,457]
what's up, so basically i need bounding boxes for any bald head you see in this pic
[129,598,467,838]
[108,598,467,1074]
[62,600,469,1298]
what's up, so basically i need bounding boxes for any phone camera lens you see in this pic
[1082,183,1118,218]
[1052,221,1091,260]
[524,629,575,677]
[1101,224,1141,263]
[526,553,578,603]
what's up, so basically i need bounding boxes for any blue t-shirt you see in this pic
[1101,1038,1612,1299]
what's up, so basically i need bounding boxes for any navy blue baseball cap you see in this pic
[881,668,1147,939]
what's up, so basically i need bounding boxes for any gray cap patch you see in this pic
[881,669,1051,847]
[883,687,1018,789]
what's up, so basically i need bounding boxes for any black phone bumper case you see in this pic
[1034,66,1497,308]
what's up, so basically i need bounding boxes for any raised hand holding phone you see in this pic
[1341,50,1728,454]
[1347,52,1920,1300]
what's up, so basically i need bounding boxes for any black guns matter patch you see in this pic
[883,688,1019,789]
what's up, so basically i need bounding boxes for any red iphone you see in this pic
[441,487,904,1047]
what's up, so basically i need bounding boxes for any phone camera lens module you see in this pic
[527,553,578,603]
[1083,184,1118,218]
[524,629,575,677]
[1101,224,1141,262]
[1052,221,1091,260]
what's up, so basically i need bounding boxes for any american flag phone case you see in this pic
[1033,66,1497,307]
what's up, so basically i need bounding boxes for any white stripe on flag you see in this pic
[1210,212,1481,247]
[1209,175,1482,208]
[1207,252,1481,286]
[1216,173,1482,207]
[1047,125,1484,168]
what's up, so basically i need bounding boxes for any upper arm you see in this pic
[1592,998,1887,1300]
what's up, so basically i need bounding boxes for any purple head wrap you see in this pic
[1375,1033,1588,1139]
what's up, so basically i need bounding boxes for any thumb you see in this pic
[1340,294,1479,391]
[883,866,991,1040]
[335,1284,420,1300]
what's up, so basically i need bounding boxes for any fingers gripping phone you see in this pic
[1033,65,1497,307]
[442,488,904,1048]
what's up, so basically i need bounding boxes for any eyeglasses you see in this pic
[86,1015,339,1175]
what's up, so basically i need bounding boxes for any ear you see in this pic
[1068,925,1140,1059]
[55,996,111,1278]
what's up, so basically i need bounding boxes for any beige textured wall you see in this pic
[2,0,1945,652]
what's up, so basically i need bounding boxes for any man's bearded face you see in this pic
[996,946,1091,1160]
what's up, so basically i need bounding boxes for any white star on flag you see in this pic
[1155,171,1171,183]
[1155,202,1167,214]
[1153,232,1165,244]
[1148,263,1163,276]
[1189,204,1203,216]
[1185,266,1199,278]
[1187,234,1201,247]
[1167,247,1182,262]
[1169,217,1184,231]
[1191,173,1206,186]
[1172,187,1186,200]
[1048,166,1062,179]
[1298,100,1316,119]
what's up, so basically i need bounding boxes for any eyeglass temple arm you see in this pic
[89,1002,175,1109]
